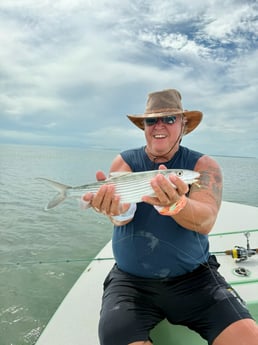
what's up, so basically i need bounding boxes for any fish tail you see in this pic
[36,178,71,210]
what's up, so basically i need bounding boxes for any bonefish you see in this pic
[37,169,200,210]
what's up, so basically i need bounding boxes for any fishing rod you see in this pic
[212,232,258,262]
[212,248,258,260]
[2,232,257,267]
[1,257,114,267]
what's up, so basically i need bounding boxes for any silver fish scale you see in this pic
[39,169,200,209]
[73,169,198,204]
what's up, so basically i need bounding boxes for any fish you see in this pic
[37,169,200,210]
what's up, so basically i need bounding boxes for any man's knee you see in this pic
[99,313,148,345]
[99,313,131,345]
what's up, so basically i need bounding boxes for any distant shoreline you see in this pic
[0,143,257,159]
[211,154,256,159]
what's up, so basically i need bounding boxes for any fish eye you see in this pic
[176,170,184,177]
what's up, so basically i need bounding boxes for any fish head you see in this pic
[164,169,200,185]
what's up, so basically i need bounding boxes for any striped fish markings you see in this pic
[37,169,200,210]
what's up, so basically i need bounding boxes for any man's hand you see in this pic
[82,170,129,216]
[142,165,189,207]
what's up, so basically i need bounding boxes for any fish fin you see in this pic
[36,178,71,210]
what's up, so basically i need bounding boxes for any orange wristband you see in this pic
[158,195,187,216]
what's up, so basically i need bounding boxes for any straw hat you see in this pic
[127,89,203,135]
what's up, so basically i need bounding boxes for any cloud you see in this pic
[0,0,257,157]
[80,126,144,150]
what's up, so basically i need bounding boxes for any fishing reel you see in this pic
[226,232,257,262]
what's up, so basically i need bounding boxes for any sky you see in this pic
[0,0,257,157]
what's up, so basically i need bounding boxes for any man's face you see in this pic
[144,115,184,156]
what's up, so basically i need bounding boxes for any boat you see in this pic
[35,201,258,345]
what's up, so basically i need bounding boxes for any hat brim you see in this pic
[127,110,202,135]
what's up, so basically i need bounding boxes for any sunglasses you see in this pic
[144,115,177,127]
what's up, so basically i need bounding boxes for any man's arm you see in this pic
[142,155,223,235]
[173,155,222,234]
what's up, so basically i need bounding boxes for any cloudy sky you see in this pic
[0,0,257,157]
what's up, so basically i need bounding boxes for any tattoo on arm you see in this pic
[190,167,223,208]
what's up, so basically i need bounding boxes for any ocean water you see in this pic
[0,144,257,345]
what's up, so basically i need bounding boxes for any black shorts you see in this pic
[98,256,253,345]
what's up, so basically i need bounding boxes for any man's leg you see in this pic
[212,318,258,345]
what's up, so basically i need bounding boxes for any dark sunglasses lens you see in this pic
[163,116,177,124]
[144,115,177,126]
[145,118,158,126]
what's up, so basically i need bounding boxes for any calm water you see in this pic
[0,144,258,345]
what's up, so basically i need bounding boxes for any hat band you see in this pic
[145,107,183,114]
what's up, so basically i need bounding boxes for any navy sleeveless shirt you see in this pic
[112,145,210,278]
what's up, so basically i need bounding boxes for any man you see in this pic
[83,89,258,345]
